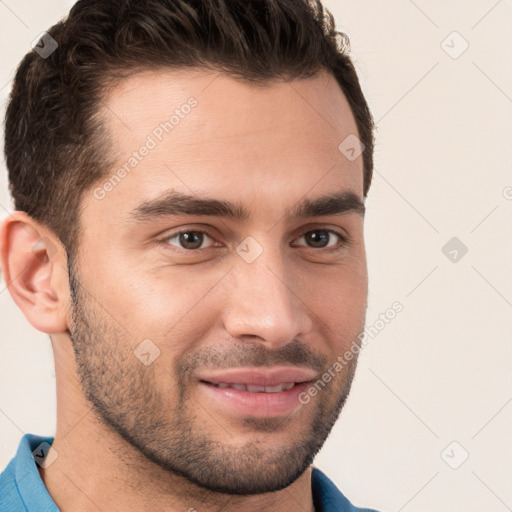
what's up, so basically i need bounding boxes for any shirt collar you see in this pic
[14,433,59,512]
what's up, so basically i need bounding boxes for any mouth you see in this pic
[204,382,297,392]
[196,367,316,418]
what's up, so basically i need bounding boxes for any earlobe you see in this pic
[0,211,69,334]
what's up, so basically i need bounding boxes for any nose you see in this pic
[221,242,314,348]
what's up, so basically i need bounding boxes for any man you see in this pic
[0,0,379,510]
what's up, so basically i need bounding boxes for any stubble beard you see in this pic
[66,255,361,495]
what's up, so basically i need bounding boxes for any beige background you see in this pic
[1,1,511,511]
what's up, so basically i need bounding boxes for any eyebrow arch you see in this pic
[129,189,365,223]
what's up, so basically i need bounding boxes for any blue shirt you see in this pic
[1,434,380,511]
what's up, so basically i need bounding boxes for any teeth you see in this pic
[212,382,296,392]
[247,385,265,392]
[265,384,288,392]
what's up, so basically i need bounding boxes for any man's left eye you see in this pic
[293,229,347,250]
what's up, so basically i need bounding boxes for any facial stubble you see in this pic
[66,254,361,495]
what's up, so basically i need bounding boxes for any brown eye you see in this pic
[164,230,215,250]
[304,230,330,248]
[294,229,346,250]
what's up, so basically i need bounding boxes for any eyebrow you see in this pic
[129,189,365,223]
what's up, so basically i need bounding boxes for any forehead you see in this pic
[101,67,362,168]
[85,68,363,228]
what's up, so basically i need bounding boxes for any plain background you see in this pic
[1,1,511,511]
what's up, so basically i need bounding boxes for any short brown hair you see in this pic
[4,0,374,259]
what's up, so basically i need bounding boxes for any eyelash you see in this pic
[159,227,349,253]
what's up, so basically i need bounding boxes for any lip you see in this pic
[197,367,317,418]
[197,366,317,387]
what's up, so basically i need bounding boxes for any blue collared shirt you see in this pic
[1,434,380,511]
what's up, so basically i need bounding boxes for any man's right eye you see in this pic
[161,229,218,251]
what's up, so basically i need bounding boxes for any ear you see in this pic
[0,211,70,334]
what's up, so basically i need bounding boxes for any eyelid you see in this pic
[292,229,348,251]
[160,226,219,250]
[158,225,350,252]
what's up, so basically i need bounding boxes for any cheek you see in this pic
[88,260,226,351]
[85,234,366,351]
[301,264,367,347]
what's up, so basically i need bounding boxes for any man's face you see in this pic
[67,69,368,494]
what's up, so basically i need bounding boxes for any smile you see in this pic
[196,367,317,418]
[207,382,296,392]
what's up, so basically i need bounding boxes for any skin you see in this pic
[0,68,368,512]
